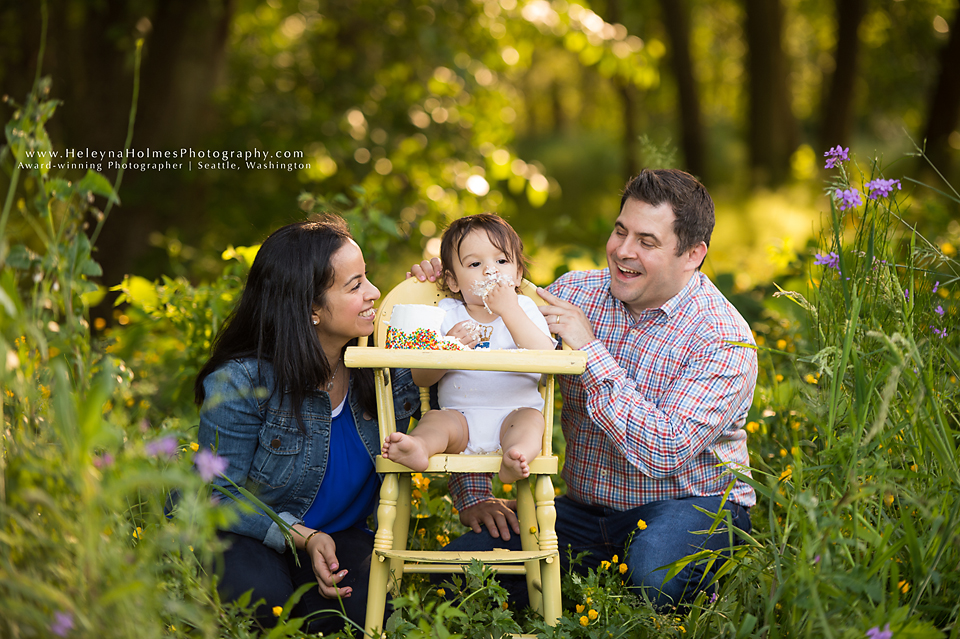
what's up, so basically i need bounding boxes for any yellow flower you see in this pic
[942,241,956,256]
[189,442,200,452]
[899,580,910,593]
[745,421,759,434]
[576,604,585,613]
[619,563,628,574]
[529,526,538,535]
[133,526,143,539]
[779,466,792,482]
[436,534,450,545]
[600,561,611,570]
[611,554,618,563]
[775,374,784,382]
[579,615,589,627]
[910,464,918,472]
[884,494,894,506]
[502,483,513,493]
[804,374,818,384]
[437,589,446,597]
[588,609,598,620]
[501,601,508,610]
[776,339,787,350]
[679,627,686,634]
[272,606,283,617]
[779,448,788,457]
[586,597,591,604]
[637,519,647,531]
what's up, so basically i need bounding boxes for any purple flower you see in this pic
[195,450,229,481]
[865,178,902,199]
[933,281,940,294]
[935,305,944,316]
[904,289,909,301]
[814,252,841,271]
[93,452,115,469]
[813,554,821,564]
[709,592,718,604]
[834,188,863,211]
[932,326,948,339]
[866,623,892,639]
[145,437,178,459]
[50,611,74,637]
[824,145,849,169]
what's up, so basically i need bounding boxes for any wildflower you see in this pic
[436,534,449,545]
[866,623,892,639]
[884,494,894,506]
[834,187,863,211]
[899,580,910,593]
[779,466,792,482]
[745,421,759,433]
[529,526,538,534]
[637,519,647,531]
[865,178,902,199]
[813,554,821,564]
[194,450,229,481]
[272,606,283,617]
[501,602,508,610]
[50,611,74,637]
[588,609,598,620]
[189,442,200,452]
[502,483,513,493]
[709,592,718,604]
[600,561,611,570]
[611,555,618,563]
[814,251,840,271]
[805,374,818,384]
[823,145,849,169]
[579,615,589,627]
[133,526,143,539]
[619,563,628,574]
[933,281,940,294]
[576,604,585,613]
[935,305,944,316]
[93,452,115,469]
[145,437,178,459]
[904,288,910,301]
[437,589,446,597]
[932,326,948,339]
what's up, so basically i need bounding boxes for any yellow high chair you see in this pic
[344,277,587,638]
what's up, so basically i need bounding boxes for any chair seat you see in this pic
[376,454,558,474]
[375,549,559,566]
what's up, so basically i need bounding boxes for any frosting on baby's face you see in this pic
[468,267,515,314]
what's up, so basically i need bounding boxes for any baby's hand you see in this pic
[447,320,480,349]
[483,278,519,316]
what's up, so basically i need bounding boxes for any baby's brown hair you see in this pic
[438,213,529,299]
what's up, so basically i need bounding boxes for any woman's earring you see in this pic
[312,317,319,326]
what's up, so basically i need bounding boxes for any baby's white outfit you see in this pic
[437,296,555,454]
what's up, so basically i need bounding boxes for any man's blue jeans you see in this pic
[442,494,751,609]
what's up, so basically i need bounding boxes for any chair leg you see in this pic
[365,473,399,638]
[516,478,543,617]
[535,475,562,626]
[389,473,412,594]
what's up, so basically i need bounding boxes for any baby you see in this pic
[382,213,556,483]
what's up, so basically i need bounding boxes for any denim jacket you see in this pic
[198,358,419,552]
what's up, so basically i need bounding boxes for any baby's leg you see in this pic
[382,409,469,471]
[498,408,545,483]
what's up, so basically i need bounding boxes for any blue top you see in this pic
[198,358,420,552]
[302,393,378,533]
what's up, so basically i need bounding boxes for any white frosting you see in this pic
[388,304,447,333]
[469,268,514,314]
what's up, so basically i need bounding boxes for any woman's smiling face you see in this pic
[313,239,380,349]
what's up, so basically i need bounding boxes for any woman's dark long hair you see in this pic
[194,216,376,429]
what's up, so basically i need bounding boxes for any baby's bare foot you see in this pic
[382,432,430,471]
[499,448,530,483]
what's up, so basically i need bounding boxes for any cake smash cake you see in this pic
[385,304,466,350]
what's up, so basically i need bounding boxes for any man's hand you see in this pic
[407,257,443,282]
[537,287,596,350]
[458,498,520,541]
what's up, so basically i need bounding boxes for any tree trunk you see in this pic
[920,2,960,180]
[658,0,706,182]
[603,0,640,180]
[818,0,866,154]
[743,0,798,186]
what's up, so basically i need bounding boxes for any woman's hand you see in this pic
[306,531,352,598]
[446,320,480,349]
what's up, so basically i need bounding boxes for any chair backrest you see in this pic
[360,276,548,348]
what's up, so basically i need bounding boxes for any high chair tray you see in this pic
[344,346,587,374]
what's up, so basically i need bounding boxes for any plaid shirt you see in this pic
[450,269,757,511]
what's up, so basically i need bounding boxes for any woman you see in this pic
[195,216,419,634]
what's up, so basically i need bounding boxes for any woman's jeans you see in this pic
[216,527,380,635]
[442,494,751,609]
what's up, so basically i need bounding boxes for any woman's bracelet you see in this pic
[303,529,322,549]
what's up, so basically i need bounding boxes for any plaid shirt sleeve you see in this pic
[579,336,758,478]
[448,473,494,511]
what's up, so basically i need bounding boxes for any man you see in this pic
[411,168,757,608]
